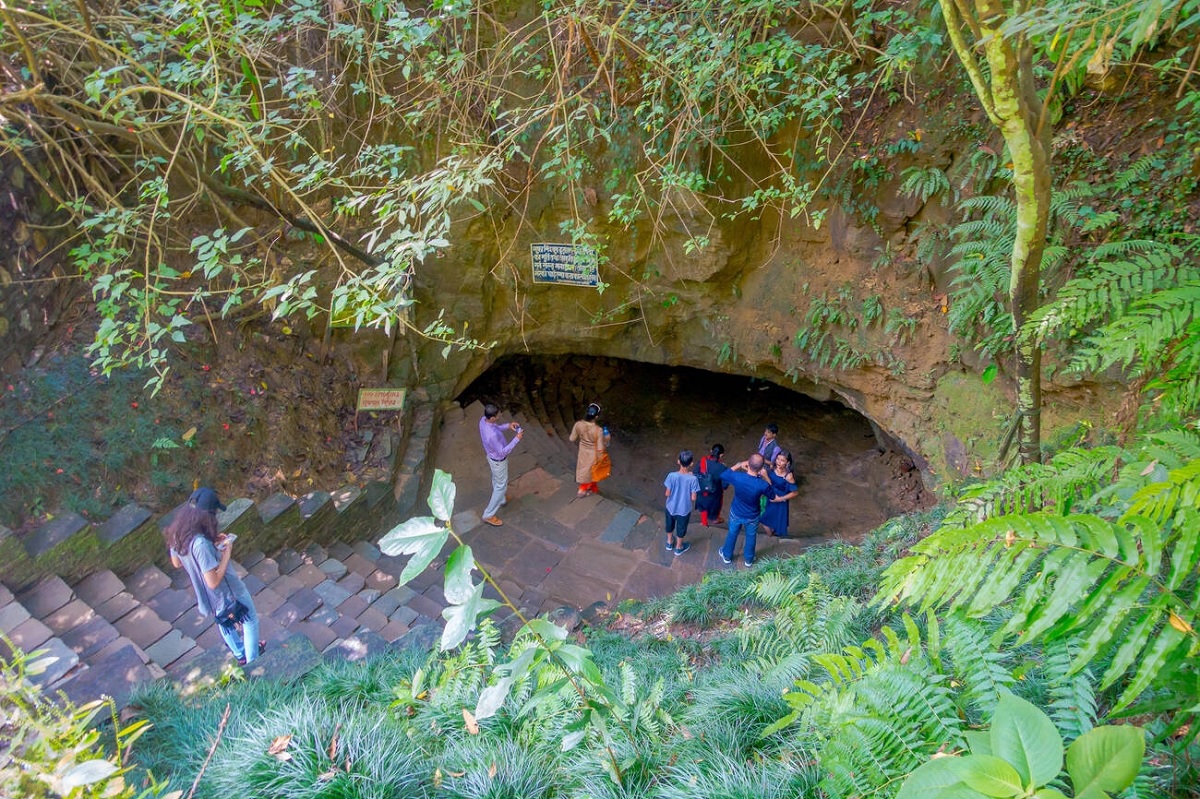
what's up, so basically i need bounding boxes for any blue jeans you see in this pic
[217,584,260,663]
[721,515,759,565]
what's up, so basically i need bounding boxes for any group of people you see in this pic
[662,423,799,566]
[162,407,797,664]
[477,401,799,567]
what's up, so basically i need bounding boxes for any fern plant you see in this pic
[900,164,955,205]
[877,447,1200,727]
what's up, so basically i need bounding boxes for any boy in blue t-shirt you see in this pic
[663,450,701,556]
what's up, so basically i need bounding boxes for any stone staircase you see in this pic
[0,390,456,706]
[0,536,452,707]
[483,356,653,508]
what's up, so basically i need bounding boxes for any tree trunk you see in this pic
[940,0,1051,464]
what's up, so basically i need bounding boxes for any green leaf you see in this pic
[61,759,120,790]
[896,756,967,799]
[1099,612,1156,689]
[964,730,993,756]
[440,581,499,651]
[1065,725,1145,799]
[1114,621,1187,710]
[427,468,456,521]
[990,694,1063,789]
[475,647,538,720]
[982,364,998,384]
[443,545,475,604]
[377,516,447,585]
[958,754,1027,798]
[1033,789,1068,799]
[523,617,570,643]
[1167,507,1199,590]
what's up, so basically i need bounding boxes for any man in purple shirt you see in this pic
[479,402,523,526]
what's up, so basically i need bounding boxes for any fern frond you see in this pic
[1029,245,1193,342]
[877,464,1200,714]
[942,613,1015,720]
[1041,639,1097,742]
[942,444,1128,527]
[957,193,1016,217]
[1071,280,1200,373]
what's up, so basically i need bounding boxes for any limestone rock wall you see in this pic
[394,184,1117,485]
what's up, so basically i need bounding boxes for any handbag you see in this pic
[590,425,612,482]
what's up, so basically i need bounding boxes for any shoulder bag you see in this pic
[590,424,612,482]
[187,537,250,631]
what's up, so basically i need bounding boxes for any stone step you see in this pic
[5,528,454,708]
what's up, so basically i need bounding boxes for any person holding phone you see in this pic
[478,403,523,527]
[165,488,264,665]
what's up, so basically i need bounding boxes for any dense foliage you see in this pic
[0,0,937,388]
[1,643,168,798]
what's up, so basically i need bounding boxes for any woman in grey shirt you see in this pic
[164,493,263,665]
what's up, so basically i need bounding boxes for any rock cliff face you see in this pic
[392,180,1117,486]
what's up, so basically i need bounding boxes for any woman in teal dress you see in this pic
[760,449,798,538]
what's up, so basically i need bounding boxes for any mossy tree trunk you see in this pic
[940,0,1050,464]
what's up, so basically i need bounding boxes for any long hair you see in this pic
[774,448,794,472]
[164,504,219,555]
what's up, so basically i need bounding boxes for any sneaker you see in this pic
[674,542,691,556]
[743,560,754,568]
[665,539,674,551]
[482,516,504,527]
[719,550,732,564]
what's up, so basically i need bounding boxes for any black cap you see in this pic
[189,487,226,513]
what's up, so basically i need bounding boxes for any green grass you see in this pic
[124,502,1196,799]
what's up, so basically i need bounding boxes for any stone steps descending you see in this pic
[512,410,575,477]
[0,530,451,705]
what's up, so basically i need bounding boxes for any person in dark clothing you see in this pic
[759,449,799,538]
[696,443,729,527]
[716,453,776,567]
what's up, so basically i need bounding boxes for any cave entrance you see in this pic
[459,355,929,543]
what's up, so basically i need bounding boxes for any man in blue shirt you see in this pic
[478,403,523,526]
[716,453,776,566]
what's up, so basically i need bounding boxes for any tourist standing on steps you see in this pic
[716,454,777,567]
[696,443,729,527]
[663,450,700,556]
[479,403,523,527]
[569,402,610,497]
[165,488,264,666]
[759,449,799,539]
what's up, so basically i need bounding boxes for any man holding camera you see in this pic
[478,402,524,527]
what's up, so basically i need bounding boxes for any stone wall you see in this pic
[388,183,1119,486]
[0,482,402,593]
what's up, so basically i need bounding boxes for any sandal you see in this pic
[237,640,267,666]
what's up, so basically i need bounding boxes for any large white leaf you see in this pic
[427,469,456,522]
[378,516,447,585]
[443,545,476,605]
[61,759,119,790]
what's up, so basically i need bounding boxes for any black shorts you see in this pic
[665,510,691,537]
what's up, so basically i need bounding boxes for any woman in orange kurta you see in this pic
[569,402,610,497]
